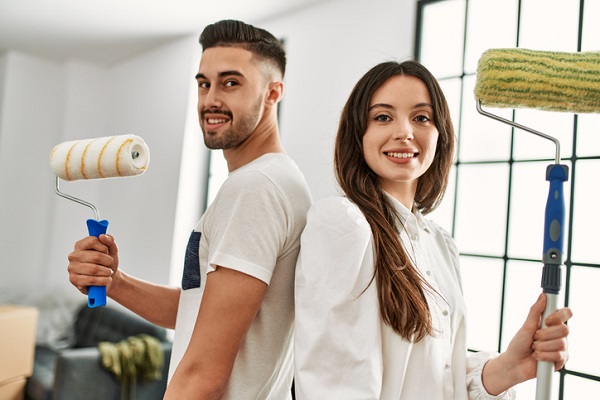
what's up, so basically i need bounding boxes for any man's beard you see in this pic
[201,97,263,150]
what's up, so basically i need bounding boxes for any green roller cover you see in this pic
[474,48,600,113]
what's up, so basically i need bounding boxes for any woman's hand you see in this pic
[481,293,572,395]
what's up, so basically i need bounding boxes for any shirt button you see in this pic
[442,310,449,316]
[426,270,431,276]
[445,363,451,369]
[411,234,419,241]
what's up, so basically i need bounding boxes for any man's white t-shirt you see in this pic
[170,153,312,399]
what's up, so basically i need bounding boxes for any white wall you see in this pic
[0,52,65,291]
[0,35,201,296]
[0,54,6,125]
[0,0,418,296]
[263,0,418,200]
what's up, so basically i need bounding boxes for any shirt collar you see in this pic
[383,191,431,233]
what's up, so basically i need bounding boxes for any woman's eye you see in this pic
[415,115,430,123]
[374,114,391,122]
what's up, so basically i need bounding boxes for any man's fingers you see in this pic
[68,246,113,267]
[68,264,113,286]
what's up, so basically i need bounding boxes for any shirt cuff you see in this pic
[467,353,516,400]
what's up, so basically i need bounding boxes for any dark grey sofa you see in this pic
[25,304,172,400]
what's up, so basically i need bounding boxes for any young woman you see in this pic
[293,60,572,399]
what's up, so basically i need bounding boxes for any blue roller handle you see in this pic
[541,164,569,293]
[86,219,110,308]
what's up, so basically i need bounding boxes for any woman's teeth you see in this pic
[386,152,415,159]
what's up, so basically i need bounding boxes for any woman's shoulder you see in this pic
[308,196,368,224]
[299,197,374,280]
[304,196,371,238]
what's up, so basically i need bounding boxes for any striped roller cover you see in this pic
[50,134,150,181]
[474,48,600,113]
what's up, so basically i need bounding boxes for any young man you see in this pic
[67,20,312,399]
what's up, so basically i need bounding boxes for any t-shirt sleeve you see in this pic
[204,170,289,284]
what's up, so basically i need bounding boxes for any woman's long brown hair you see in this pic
[334,61,455,341]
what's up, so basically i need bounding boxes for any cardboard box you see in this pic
[0,305,38,384]
[0,377,26,400]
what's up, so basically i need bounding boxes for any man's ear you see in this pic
[265,81,284,107]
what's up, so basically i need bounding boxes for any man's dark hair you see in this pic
[199,19,286,78]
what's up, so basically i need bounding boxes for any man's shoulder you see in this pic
[235,153,301,177]
[228,154,310,197]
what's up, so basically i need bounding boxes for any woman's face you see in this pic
[362,75,439,206]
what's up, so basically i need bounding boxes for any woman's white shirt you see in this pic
[294,196,515,400]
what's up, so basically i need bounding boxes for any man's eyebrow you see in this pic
[195,71,245,80]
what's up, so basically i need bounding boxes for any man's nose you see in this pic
[202,86,222,109]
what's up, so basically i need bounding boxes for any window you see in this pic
[417,0,600,397]
[206,149,228,207]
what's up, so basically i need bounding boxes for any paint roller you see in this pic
[50,134,150,308]
[474,48,600,400]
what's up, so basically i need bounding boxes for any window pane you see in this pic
[438,77,462,142]
[419,0,466,78]
[206,150,228,207]
[508,161,571,260]
[512,108,574,161]
[460,75,512,162]
[567,265,600,376]
[571,160,600,264]
[564,374,600,398]
[519,0,580,52]
[464,0,518,73]
[576,114,600,157]
[512,377,559,400]
[454,163,509,256]
[461,255,503,351]
[502,260,566,351]
[582,0,600,51]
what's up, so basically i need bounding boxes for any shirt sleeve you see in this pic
[204,169,289,284]
[294,197,384,399]
[466,352,516,399]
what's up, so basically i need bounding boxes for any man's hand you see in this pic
[67,234,119,294]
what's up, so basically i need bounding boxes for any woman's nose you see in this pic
[392,120,414,141]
